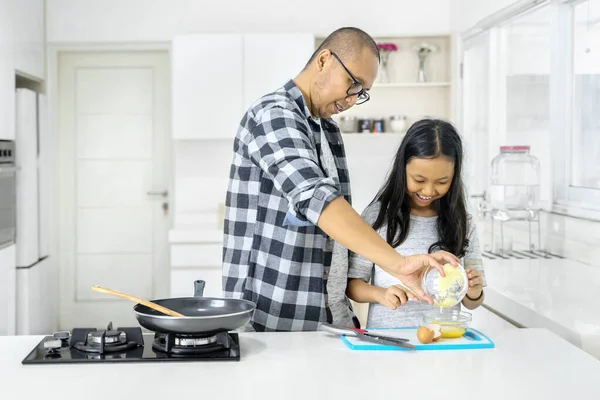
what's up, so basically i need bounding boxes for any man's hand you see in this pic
[392,251,460,304]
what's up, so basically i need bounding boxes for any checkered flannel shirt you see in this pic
[222,80,351,332]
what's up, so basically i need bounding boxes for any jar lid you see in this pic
[500,145,530,152]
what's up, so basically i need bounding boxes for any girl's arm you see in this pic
[461,217,486,310]
[347,278,385,303]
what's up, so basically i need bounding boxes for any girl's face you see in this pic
[405,156,454,212]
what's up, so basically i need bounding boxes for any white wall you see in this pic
[46,0,452,42]
[450,0,518,33]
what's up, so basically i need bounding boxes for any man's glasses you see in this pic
[330,51,370,105]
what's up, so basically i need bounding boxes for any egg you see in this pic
[416,326,434,344]
[427,324,443,341]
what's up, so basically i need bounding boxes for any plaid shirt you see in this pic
[222,80,351,332]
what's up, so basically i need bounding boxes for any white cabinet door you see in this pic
[10,0,45,80]
[0,244,16,336]
[172,34,243,139]
[0,0,14,140]
[0,64,15,140]
[243,33,314,110]
[171,268,223,298]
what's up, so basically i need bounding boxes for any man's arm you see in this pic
[318,197,458,302]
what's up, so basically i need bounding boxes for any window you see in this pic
[501,6,553,208]
[572,0,600,191]
[460,0,600,218]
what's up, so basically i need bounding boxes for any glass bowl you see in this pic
[423,263,468,308]
[422,308,472,338]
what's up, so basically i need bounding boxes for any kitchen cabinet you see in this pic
[172,33,315,139]
[0,244,16,336]
[0,65,15,141]
[172,34,244,140]
[242,33,314,109]
[10,0,45,80]
[0,0,14,141]
[0,0,44,140]
[170,243,223,298]
[16,257,56,335]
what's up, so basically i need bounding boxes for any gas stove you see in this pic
[22,322,240,364]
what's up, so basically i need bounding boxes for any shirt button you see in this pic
[324,269,329,275]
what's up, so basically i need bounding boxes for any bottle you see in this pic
[489,146,540,221]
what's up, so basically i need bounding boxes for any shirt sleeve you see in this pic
[464,216,487,287]
[347,203,382,282]
[244,105,341,225]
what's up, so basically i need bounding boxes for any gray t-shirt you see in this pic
[348,202,486,328]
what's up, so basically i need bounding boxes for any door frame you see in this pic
[48,43,173,329]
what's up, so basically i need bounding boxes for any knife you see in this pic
[320,323,415,350]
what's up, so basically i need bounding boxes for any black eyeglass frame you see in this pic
[330,51,370,105]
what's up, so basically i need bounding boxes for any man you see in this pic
[223,27,458,331]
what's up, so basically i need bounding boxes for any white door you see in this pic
[58,51,171,330]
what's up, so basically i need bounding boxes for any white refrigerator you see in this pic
[15,88,54,335]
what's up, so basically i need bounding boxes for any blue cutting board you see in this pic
[341,328,495,351]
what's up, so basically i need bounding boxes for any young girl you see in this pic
[346,118,486,328]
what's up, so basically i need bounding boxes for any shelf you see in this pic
[372,82,451,88]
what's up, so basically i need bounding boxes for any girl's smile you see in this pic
[405,156,454,215]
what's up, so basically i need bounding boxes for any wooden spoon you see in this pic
[92,285,184,317]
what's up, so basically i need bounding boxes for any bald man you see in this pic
[222,27,458,331]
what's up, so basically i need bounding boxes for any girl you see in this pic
[346,118,486,328]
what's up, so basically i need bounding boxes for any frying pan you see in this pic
[133,280,256,334]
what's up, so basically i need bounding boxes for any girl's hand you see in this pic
[465,266,484,299]
[376,285,418,310]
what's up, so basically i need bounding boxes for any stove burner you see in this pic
[175,335,218,347]
[87,329,126,345]
[71,322,143,355]
[152,332,235,356]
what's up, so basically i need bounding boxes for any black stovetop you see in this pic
[21,325,240,364]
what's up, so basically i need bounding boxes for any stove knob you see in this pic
[54,331,71,342]
[44,339,63,350]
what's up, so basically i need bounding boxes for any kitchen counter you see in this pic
[2,329,600,399]
[482,258,600,359]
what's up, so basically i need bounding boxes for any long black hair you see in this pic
[371,118,470,257]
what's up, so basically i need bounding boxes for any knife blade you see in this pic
[353,333,416,350]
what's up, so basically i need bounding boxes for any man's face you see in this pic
[311,48,378,119]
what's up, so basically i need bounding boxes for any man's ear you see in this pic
[316,49,330,72]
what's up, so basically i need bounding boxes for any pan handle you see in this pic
[194,280,206,297]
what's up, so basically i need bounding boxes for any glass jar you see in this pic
[389,115,407,133]
[489,145,541,221]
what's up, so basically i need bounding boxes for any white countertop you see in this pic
[483,258,600,359]
[2,329,600,400]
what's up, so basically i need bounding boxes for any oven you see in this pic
[0,140,17,248]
